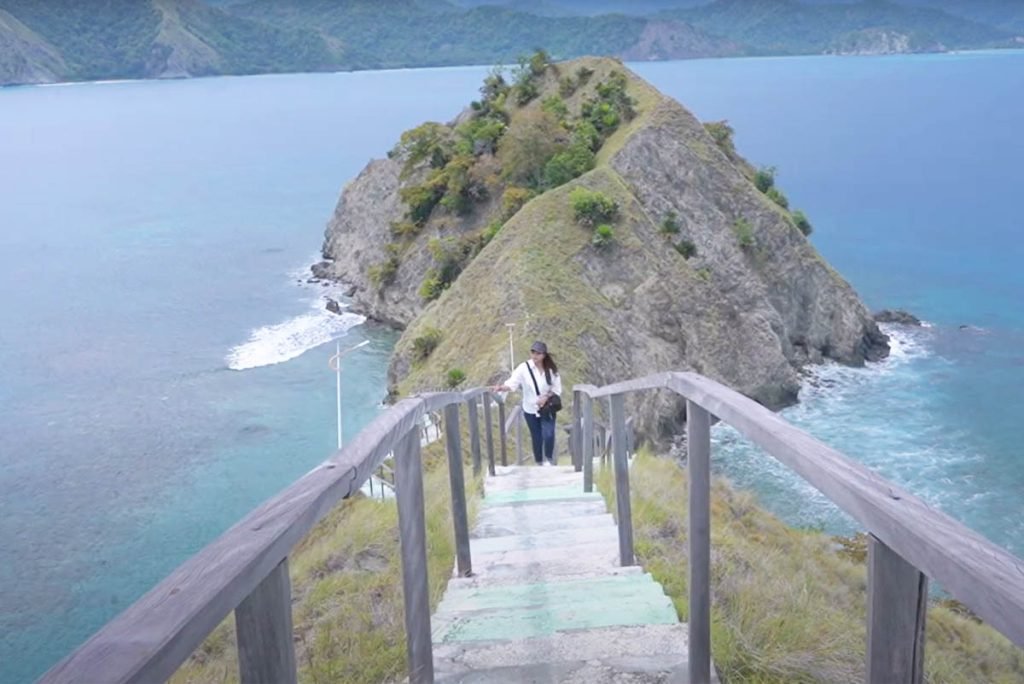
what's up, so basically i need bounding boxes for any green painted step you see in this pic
[437,573,667,614]
[433,594,678,643]
[483,486,604,506]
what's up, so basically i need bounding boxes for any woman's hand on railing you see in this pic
[490,384,510,393]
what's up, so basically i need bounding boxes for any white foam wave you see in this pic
[226,266,366,370]
[878,323,932,365]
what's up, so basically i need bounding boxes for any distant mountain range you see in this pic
[1,0,1020,86]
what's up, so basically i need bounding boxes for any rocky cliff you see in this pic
[315,56,888,440]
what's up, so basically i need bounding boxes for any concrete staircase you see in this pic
[432,463,695,683]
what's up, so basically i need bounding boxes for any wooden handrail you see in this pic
[37,387,498,684]
[574,371,1024,684]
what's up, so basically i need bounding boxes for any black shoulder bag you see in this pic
[526,363,562,418]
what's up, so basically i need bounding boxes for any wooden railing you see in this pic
[37,388,510,684]
[572,371,1024,684]
[38,370,1024,684]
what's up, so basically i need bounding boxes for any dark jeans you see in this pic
[523,411,556,464]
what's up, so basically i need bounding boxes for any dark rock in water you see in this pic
[874,309,922,326]
[306,277,319,284]
[343,284,357,297]
[326,298,342,315]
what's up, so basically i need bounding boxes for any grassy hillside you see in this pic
[597,452,1024,683]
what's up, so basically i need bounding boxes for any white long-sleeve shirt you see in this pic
[503,361,562,415]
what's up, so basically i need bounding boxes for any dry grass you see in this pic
[595,450,1024,683]
[171,439,480,684]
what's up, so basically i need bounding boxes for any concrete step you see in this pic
[473,512,614,538]
[434,624,691,683]
[432,592,677,643]
[483,486,603,507]
[436,572,669,615]
[470,539,620,574]
[475,498,609,524]
[468,524,618,555]
[448,563,645,588]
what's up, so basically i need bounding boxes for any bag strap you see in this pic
[526,362,542,397]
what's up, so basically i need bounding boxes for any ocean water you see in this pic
[1,52,1022,681]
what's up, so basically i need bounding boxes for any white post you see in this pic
[328,341,370,448]
[505,323,515,370]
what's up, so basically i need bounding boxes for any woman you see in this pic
[492,340,562,465]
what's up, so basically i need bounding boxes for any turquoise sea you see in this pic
[1,51,1022,682]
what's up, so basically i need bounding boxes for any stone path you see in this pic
[431,463,698,683]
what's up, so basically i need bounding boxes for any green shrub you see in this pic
[389,220,419,239]
[541,95,569,121]
[502,186,534,218]
[399,176,446,226]
[734,218,755,249]
[559,75,577,98]
[766,187,789,209]
[754,166,776,193]
[391,122,451,175]
[675,239,697,259]
[446,368,466,388]
[792,210,813,236]
[481,220,503,245]
[592,224,614,249]
[543,143,596,189]
[704,120,736,157]
[411,327,443,361]
[575,66,594,87]
[368,252,399,287]
[660,211,681,235]
[570,187,619,227]
[418,270,443,301]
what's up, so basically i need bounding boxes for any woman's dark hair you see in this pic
[543,352,558,383]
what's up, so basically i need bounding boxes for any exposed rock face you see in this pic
[618,20,743,61]
[0,10,65,85]
[317,57,888,441]
[828,29,923,56]
[874,309,922,326]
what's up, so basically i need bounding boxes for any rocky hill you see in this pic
[314,56,888,440]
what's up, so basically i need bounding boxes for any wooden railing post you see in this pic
[686,400,712,684]
[516,410,524,464]
[582,393,594,493]
[483,392,496,476]
[235,558,297,684]
[467,396,482,477]
[394,426,434,683]
[867,536,928,683]
[497,399,508,466]
[444,403,472,577]
[609,393,634,566]
[572,389,583,471]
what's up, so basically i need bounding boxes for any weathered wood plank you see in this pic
[483,392,496,476]
[667,371,1024,646]
[235,558,296,684]
[867,536,927,683]
[497,400,508,467]
[686,401,712,684]
[444,403,471,577]
[582,394,594,493]
[38,396,428,684]
[572,389,583,471]
[610,393,634,566]
[467,396,482,477]
[395,426,434,683]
